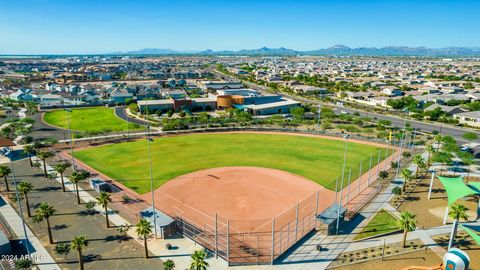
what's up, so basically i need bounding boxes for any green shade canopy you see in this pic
[460,224,480,246]
[437,176,478,206]
[467,182,480,193]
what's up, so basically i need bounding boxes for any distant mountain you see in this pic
[112,46,480,57]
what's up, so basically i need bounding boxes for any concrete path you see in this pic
[0,196,60,270]
[38,156,227,270]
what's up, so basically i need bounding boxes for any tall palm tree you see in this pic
[412,154,425,178]
[426,144,434,165]
[0,166,11,192]
[434,134,442,152]
[136,218,152,259]
[400,168,413,192]
[96,191,112,228]
[70,171,87,204]
[23,144,37,167]
[71,235,87,270]
[54,161,71,192]
[36,150,55,178]
[190,249,209,270]
[18,182,33,217]
[33,202,56,244]
[449,203,469,238]
[397,210,417,248]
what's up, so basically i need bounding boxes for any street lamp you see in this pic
[336,134,350,235]
[64,109,76,170]
[394,109,409,180]
[0,147,30,255]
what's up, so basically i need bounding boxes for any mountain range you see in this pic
[114,45,480,57]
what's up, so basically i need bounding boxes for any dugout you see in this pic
[316,203,346,236]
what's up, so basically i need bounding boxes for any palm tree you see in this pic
[379,170,389,181]
[136,218,152,259]
[448,203,469,238]
[96,191,112,228]
[23,144,36,167]
[400,168,413,192]
[412,154,425,178]
[70,171,87,204]
[0,166,11,192]
[33,202,56,244]
[434,134,442,152]
[190,249,209,270]
[397,210,417,248]
[36,150,55,178]
[71,235,87,270]
[54,161,71,192]
[426,144,434,165]
[18,182,33,217]
[163,259,175,270]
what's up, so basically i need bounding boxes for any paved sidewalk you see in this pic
[0,195,60,270]
[38,156,226,270]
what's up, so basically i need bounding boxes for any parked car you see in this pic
[448,167,468,173]
[460,147,474,154]
[452,160,465,166]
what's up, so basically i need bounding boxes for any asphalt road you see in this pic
[114,106,149,126]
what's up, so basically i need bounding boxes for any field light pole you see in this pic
[64,109,76,170]
[145,100,158,238]
[0,148,30,255]
[336,134,350,235]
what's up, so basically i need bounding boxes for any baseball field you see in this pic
[43,107,141,132]
[74,132,391,194]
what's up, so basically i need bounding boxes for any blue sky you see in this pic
[0,0,478,54]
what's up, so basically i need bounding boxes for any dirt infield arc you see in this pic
[139,166,333,264]
[140,166,335,232]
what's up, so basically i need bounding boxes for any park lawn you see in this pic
[74,133,391,194]
[355,210,399,240]
[43,107,141,133]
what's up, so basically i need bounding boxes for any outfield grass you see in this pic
[74,133,391,194]
[355,210,399,240]
[43,107,140,133]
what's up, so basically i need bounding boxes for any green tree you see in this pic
[71,235,87,270]
[412,154,425,178]
[33,202,56,244]
[0,166,11,192]
[23,144,36,167]
[36,150,55,177]
[426,144,434,165]
[190,249,209,270]
[70,171,88,204]
[15,258,32,269]
[400,168,413,192]
[434,134,442,152]
[84,201,96,215]
[379,170,389,181]
[164,259,176,270]
[449,203,469,238]
[18,182,33,217]
[96,191,112,228]
[289,106,305,121]
[136,218,152,258]
[397,211,417,248]
[392,186,402,197]
[54,161,71,192]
